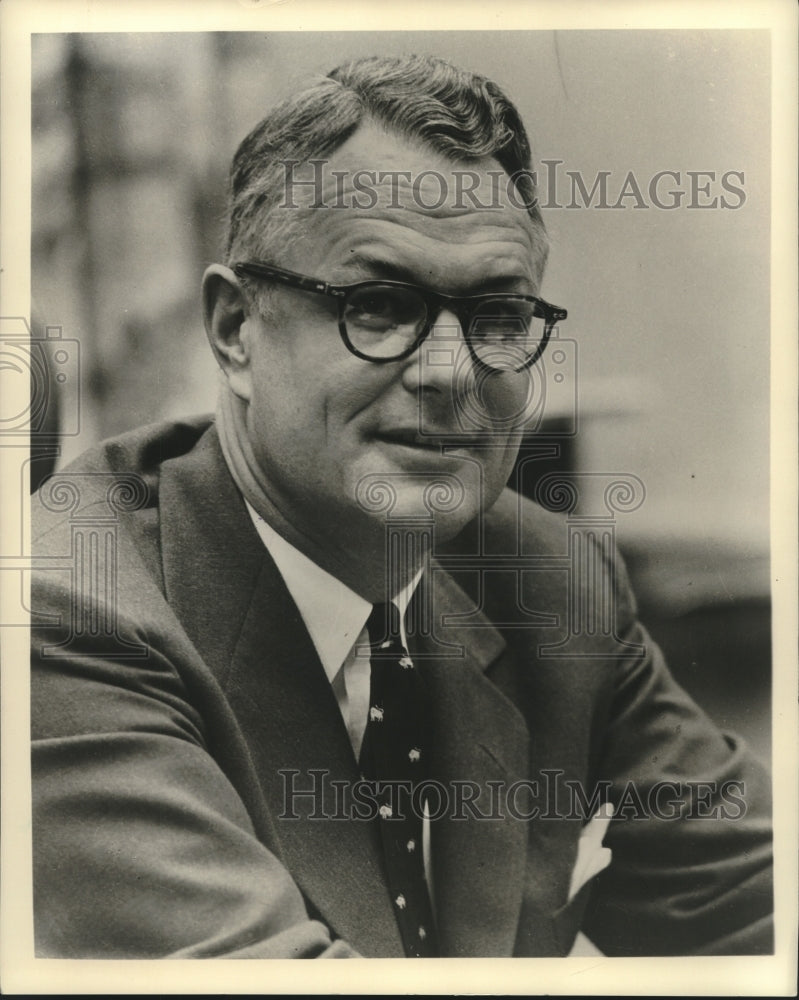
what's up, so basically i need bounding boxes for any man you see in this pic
[30,54,772,958]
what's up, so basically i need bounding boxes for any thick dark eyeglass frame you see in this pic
[233,261,567,372]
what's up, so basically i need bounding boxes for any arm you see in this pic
[31,571,359,959]
[446,487,773,956]
[581,572,773,955]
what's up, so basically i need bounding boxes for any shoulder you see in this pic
[438,485,639,653]
[32,416,214,544]
[487,486,572,554]
[31,416,219,633]
[30,417,226,725]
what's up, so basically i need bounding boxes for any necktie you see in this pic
[359,602,439,958]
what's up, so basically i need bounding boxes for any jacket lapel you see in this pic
[408,568,532,957]
[413,566,590,957]
[219,554,407,957]
[159,426,403,956]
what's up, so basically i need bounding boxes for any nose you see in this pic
[400,307,475,394]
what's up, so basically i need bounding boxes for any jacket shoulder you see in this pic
[32,416,214,544]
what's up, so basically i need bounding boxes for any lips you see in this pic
[374,429,443,450]
[373,429,485,450]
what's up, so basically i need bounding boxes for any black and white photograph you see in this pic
[1,1,796,995]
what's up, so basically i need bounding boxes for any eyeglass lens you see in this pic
[342,285,547,371]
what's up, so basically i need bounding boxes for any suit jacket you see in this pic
[30,417,773,958]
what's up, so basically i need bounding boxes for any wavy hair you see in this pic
[225,54,549,295]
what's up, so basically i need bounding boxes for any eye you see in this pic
[355,291,394,317]
[471,299,537,342]
[345,286,423,330]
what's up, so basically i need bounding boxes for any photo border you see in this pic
[1,0,796,994]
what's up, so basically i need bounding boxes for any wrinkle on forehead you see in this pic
[272,123,546,286]
[326,220,536,285]
[284,211,541,293]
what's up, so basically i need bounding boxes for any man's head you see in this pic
[203,55,557,598]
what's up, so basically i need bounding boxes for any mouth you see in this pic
[373,429,485,451]
[374,429,444,451]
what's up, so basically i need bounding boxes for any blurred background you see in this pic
[30,30,771,760]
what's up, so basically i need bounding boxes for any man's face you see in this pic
[239,125,545,560]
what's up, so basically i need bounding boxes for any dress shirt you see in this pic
[245,502,421,753]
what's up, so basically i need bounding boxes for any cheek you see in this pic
[247,355,374,472]
[246,361,323,475]
[247,323,322,431]
[473,372,536,429]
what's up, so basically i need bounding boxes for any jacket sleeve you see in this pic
[30,563,359,960]
[579,553,773,956]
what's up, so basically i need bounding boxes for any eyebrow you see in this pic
[338,253,417,283]
[336,252,532,294]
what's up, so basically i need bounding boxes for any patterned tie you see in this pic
[359,601,439,958]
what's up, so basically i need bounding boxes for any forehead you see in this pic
[275,124,543,288]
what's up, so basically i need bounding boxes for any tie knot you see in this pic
[367,602,402,650]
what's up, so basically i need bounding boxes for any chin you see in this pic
[374,487,479,541]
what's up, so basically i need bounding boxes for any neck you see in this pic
[215,380,425,602]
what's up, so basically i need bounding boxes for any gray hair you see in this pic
[225,54,549,307]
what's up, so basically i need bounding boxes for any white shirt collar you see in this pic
[245,501,422,683]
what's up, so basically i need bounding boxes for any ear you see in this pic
[202,263,256,401]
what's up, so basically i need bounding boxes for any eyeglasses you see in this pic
[233,260,567,373]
